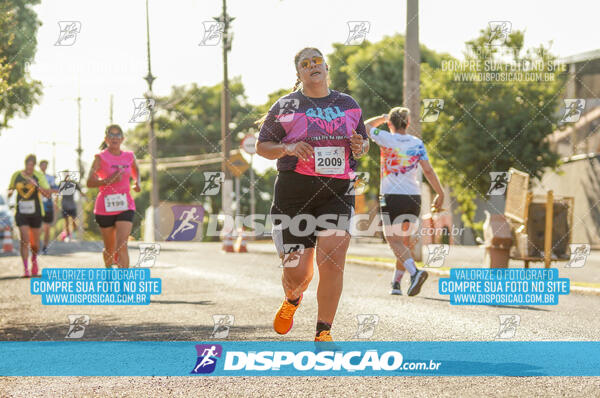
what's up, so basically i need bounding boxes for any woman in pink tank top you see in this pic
[86,125,140,268]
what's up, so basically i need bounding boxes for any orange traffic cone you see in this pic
[235,229,248,253]
[221,232,234,253]
[2,226,15,253]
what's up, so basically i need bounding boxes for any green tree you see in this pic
[421,27,564,225]
[0,0,42,132]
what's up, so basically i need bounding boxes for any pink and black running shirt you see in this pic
[258,90,367,179]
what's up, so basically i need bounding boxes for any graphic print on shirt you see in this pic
[258,90,367,179]
[16,180,37,199]
[380,145,426,177]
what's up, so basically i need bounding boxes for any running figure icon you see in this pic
[170,208,202,240]
[193,345,219,372]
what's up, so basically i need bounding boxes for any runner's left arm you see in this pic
[131,155,141,192]
[351,114,369,158]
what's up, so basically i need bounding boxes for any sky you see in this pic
[1,0,599,191]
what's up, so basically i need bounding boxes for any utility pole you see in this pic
[404,0,423,261]
[216,0,234,216]
[145,0,160,240]
[76,95,83,178]
[404,0,421,139]
[109,94,114,124]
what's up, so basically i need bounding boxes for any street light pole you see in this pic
[217,0,234,217]
[145,0,160,240]
[404,0,421,139]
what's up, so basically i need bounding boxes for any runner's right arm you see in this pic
[256,100,313,161]
[86,155,122,188]
[7,171,19,198]
[364,114,388,139]
[256,141,313,162]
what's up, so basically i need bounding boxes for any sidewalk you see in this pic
[249,240,600,295]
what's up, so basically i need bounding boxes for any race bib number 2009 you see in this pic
[104,194,128,212]
[314,146,345,175]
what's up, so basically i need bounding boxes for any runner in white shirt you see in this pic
[365,107,445,296]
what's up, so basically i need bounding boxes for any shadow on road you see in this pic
[419,296,551,312]
[150,299,214,305]
[0,275,26,281]
[0,321,273,341]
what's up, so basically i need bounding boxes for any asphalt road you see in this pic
[1,241,599,397]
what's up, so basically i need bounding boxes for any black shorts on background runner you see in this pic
[380,194,421,225]
[271,171,355,254]
[42,209,54,224]
[95,210,135,228]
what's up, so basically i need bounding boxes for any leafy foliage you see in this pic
[0,0,42,132]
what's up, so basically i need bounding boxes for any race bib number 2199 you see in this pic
[104,194,128,212]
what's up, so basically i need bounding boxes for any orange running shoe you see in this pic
[314,330,333,342]
[273,294,302,335]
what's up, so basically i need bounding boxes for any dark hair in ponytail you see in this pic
[255,47,325,128]
[99,124,124,150]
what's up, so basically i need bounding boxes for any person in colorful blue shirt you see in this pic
[365,107,445,297]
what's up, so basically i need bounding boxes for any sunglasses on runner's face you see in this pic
[107,131,123,139]
[299,56,324,69]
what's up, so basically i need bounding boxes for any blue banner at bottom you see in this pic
[1,341,599,376]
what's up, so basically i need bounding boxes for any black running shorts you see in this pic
[271,171,355,255]
[15,213,43,228]
[95,210,135,228]
[380,194,421,225]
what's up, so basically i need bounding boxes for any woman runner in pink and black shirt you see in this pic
[257,47,369,342]
[87,124,140,268]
